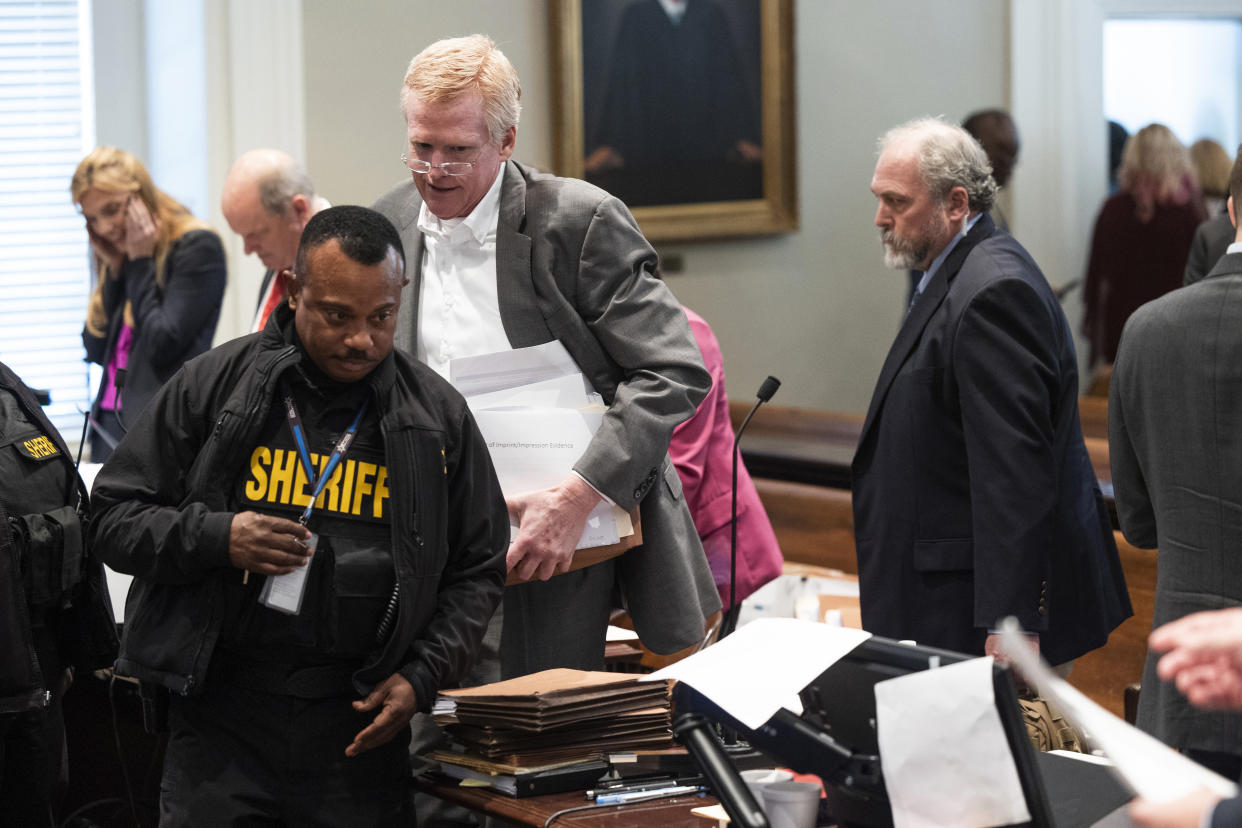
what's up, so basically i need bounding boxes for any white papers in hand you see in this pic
[465,373,592,412]
[475,408,629,549]
[450,341,585,399]
[875,657,1030,828]
[641,618,871,729]
[997,619,1238,803]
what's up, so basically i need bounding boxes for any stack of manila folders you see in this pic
[429,668,675,797]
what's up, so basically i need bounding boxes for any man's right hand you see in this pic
[1151,607,1242,710]
[228,511,312,577]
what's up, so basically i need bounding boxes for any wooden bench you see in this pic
[731,401,1114,500]
[1066,533,1156,719]
[752,478,856,572]
[1078,395,1109,442]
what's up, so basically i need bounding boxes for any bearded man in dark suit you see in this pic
[852,117,1130,667]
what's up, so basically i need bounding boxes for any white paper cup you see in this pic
[740,768,794,806]
[762,780,821,828]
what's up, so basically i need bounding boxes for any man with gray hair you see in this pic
[852,117,1130,666]
[222,148,329,331]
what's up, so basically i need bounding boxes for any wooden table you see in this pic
[416,777,718,827]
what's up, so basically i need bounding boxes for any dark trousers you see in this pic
[500,560,615,677]
[0,626,64,828]
[161,680,412,828]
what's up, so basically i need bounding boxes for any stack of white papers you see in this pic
[451,342,633,551]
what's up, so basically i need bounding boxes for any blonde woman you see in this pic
[1083,124,1205,366]
[1190,138,1233,217]
[73,147,226,460]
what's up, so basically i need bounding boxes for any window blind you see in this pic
[0,0,93,441]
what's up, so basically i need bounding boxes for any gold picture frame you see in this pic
[550,0,797,242]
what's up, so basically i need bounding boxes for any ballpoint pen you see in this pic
[586,774,700,799]
[594,784,704,806]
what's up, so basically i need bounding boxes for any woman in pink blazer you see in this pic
[670,308,783,607]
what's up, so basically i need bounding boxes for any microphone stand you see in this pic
[720,375,780,640]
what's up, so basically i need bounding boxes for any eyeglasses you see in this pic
[400,153,474,176]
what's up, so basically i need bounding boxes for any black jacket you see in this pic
[0,362,117,714]
[88,306,508,710]
[82,228,227,425]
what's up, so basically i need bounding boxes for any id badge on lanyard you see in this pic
[259,387,369,615]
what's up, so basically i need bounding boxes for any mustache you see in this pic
[879,228,903,247]
[341,348,371,361]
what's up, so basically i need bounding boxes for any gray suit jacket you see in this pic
[1111,251,1242,755]
[373,161,720,654]
[1184,212,1235,286]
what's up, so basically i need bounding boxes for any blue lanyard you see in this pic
[283,388,369,526]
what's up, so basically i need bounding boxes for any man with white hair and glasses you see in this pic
[373,35,719,686]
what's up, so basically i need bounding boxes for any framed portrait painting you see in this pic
[550,0,797,242]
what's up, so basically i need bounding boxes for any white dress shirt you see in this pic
[414,164,609,504]
[415,166,509,379]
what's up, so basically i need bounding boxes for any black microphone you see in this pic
[720,375,780,639]
[756,375,780,403]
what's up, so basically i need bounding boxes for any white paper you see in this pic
[875,657,1031,828]
[475,408,631,549]
[997,619,1238,803]
[450,341,583,398]
[475,408,600,491]
[607,625,640,642]
[642,618,871,730]
[465,373,592,412]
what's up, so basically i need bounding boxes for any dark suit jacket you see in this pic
[81,229,226,427]
[373,161,720,658]
[1111,251,1242,755]
[851,214,1131,666]
[255,268,278,310]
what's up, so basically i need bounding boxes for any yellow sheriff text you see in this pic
[22,436,59,458]
[243,447,389,519]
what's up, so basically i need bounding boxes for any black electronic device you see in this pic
[673,635,1056,828]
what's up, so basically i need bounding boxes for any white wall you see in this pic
[91,0,146,156]
[302,0,554,204]
[300,0,1009,414]
[669,1,1009,413]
